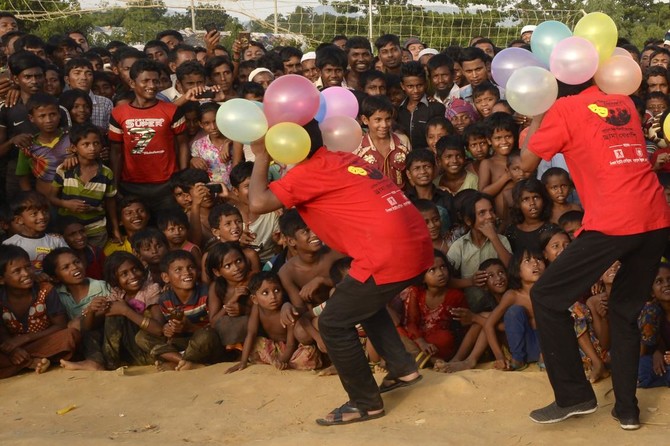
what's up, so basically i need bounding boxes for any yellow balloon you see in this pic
[574,12,617,64]
[265,122,311,165]
[664,114,670,146]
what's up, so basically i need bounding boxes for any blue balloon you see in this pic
[531,21,573,67]
[314,93,328,123]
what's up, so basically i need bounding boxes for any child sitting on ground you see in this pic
[585,261,619,356]
[0,246,80,379]
[136,250,223,371]
[42,247,111,371]
[59,217,106,280]
[226,271,322,373]
[130,228,170,287]
[540,167,582,225]
[503,178,554,254]
[157,210,202,267]
[103,196,150,256]
[637,263,670,388]
[558,210,584,241]
[99,251,162,369]
[436,135,478,195]
[484,248,545,371]
[2,191,68,273]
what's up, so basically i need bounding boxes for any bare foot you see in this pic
[59,359,104,371]
[155,360,178,372]
[588,361,610,383]
[317,364,338,376]
[434,358,475,373]
[29,358,51,374]
[175,360,204,371]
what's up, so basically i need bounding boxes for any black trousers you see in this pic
[530,228,669,419]
[319,273,422,411]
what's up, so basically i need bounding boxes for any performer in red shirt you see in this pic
[521,83,670,430]
[250,120,433,426]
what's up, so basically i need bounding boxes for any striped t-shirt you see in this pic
[52,161,117,237]
[159,282,210,331]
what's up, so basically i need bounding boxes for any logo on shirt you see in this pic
[588,103,631,127]
[347,158,383,180]
[129,127,156,154]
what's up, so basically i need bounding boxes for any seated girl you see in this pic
[637,263,670,388]
[0,246,80,378]
[503,178,554,254]
[60,217,106,281]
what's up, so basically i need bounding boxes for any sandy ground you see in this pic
[0,362,668,446]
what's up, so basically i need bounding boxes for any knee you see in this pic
[504,305,528,324]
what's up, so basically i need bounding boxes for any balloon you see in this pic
[263,74,320,126]
[505,66,558,116]
[664,114,670,144]
[314,93,328,123]
[216,98,268,143]
[265,122,311,164]
[612,47,633,58]
[322,86,359,120]
[491,48,543,87]
[549,36,599,85]
[594,55,642,96]
[573,12,617,64]
[530,20,573,66]
[319,116,363,153]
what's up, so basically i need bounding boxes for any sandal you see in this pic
[507,359,528,371]
[379,373,423,393]
[316,402,385,426]
[415,351,432,369]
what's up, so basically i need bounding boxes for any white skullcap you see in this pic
[301,51,316,63]
[418,48,439,58]
[248,68,274,82]
[520,25,537,36]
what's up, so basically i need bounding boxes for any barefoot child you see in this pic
[226,271,321,373]
[0,246,80,378]
[484,249,545,371]
[503,178,553,254]
[59,217,106,280]
[103,196,150,256]
[136,250,223,371]
[540,167,582,225]
[436,135,478,195]
[478,112,518,207]
[130,228,169,286]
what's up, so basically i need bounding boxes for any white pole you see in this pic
[274,0,278,34]
[368,0,373,42]
[190,0,196,31]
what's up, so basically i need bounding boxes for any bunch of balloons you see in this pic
[215,75,362,164]
[491,12,643,117]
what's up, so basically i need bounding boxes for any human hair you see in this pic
[248,271,282,296]
[208,203,242,230]
[644,66,670,83]
[509,178,551,224]
[93,70,112,85]
[239,81,265,100]
[42,247,78,279]
[112,46,145,67]
[279,46,303,62]
[13,34,45,54]
[156,208,190,231]
[463,121,488,142]
[82,50,103,68]
[205,241,248,297]
[103,251,147,289]
[59,88,92,115]
[171,168,209,194]
[506,149,521,167]
[199,101,220,117]
[69,123,102,146]
[63,57,93,76]
[0,12,17,21]
[558,210,584,227]
[405,147,436,169]
[130,228,169,254]
[426,53,454,75]
[105,40,128,52]
[360,94,394,118]
[345,36,371,53]
[230,161,253,189]
[647,91,669,105]
[26,92,58,114]
[484,111,518,140]
[8,50,45,76]
[414,198,439,214]
[257,52,284,74]
[56,215,84,235]
[400,61,425,82]
[479,257,505,271]
[303,119,325,158]
[0,245,30,278]
[462,192,494,227]
[540,167,571,185]
[331,34,348,44]
[129,58,160,81]
[315,45,348,70]
[473,81,501,101]
[436,135,466,158]
[278,208,307,237]
[458,46,488,65]
[118,196,148,218]
[156,29,184,43]
[426,115,455,135]
[374,34,400,50]
[205,55,233,77]
[10,191,49,216]
[160,249,196,274]
[144,39,169,55]
[507,248,545,290]
[175,60,205,82]
[538,225,568,253]
[650,47,670,61]
[360,69,386,88]
[329,256,353,285]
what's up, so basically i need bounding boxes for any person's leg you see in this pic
[636,355,669,388]
[607,228,669,423]
[182,327,224,365]
[503,305,530,365]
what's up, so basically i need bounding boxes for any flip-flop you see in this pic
[316,402,385,426]
[379,373,423,393]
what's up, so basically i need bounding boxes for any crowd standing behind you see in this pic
[1,10,670,396]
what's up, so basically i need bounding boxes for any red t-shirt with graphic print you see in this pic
[529,86,670,236]
[269,148,433,285]
[109,101,185,184]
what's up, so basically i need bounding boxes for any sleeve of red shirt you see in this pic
[108,109,124,143]
[171,105,186,135]
[527,102,570,162]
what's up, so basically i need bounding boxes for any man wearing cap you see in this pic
[418,48,438,67]
[404,37,425,61]
[300,51,320,84]
[520,25,536,44]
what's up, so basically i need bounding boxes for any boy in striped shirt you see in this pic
[50,123,121,248]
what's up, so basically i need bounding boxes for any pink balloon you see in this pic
[594,55,642,96]
[491,48,543,87]
[264,74,320,126]
[322,87,359,120]
[612,47,633,58]
[319,116,363,153]
[549,36,599,85]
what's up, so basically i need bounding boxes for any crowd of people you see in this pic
[1,10,669,418]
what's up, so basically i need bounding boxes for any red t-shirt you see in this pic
[108,101,185,184]
[269,148,433,284]
[529,86,670,236]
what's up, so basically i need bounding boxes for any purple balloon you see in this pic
[491,48,543,88]
[322,87,359,120]
[264,74,320,126]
